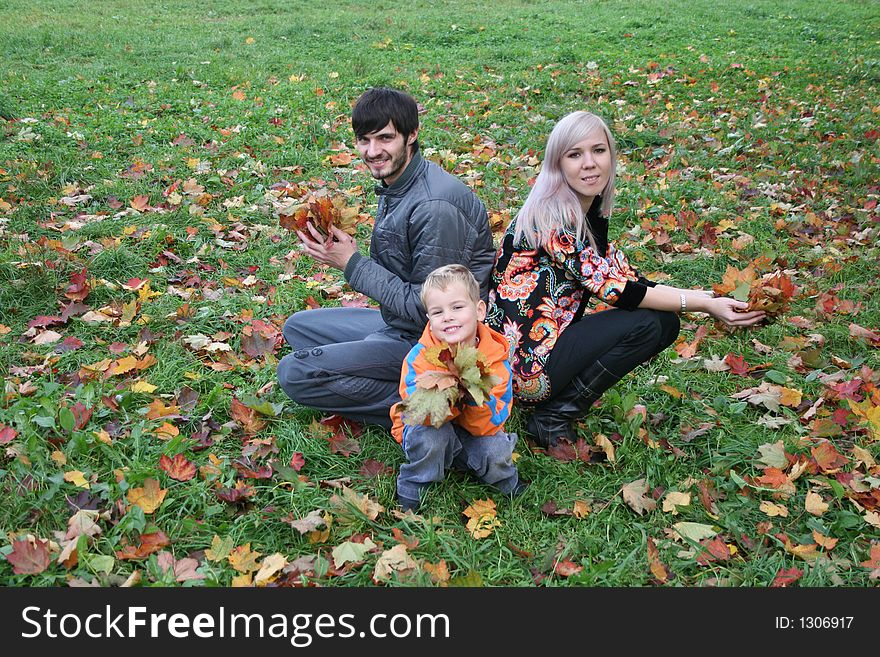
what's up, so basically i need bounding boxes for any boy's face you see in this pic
[424,282,486,347]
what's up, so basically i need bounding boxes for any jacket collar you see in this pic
[375,149,424,197]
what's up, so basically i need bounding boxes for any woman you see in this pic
[486,111,765,447]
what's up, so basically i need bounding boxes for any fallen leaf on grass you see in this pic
[771,567,803,587]
[553,559,583,577]
[622,478,657,515]
[662,491,691,515]
[332,538,377,569]
[6,537,52,575]
[255,553,288,586]
[372,544,418,584]
[127,478,167,514]
[646,537,671,583]
[759,501,789,517]
[156,551,205,582]
[329,486,383,523]
[159,453,197,482]
[228,544,262,573]
[463,498,501,539]
[204,535,235,562]
[670,522,717,543]
[805,491,829,516]
[115,531,170,560]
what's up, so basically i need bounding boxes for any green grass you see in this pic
[0,0,878,588]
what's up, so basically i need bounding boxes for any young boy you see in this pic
[390,264,525,512]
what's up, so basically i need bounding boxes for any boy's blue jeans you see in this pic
[397,423,519,502]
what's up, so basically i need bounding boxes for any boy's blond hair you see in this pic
[420,264,481,308]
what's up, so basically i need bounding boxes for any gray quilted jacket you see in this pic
[344,150,494,339]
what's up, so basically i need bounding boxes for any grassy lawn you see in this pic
[0,0,878,587]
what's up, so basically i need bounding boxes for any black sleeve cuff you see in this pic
[637,275,657,288]
[615,280,648,309]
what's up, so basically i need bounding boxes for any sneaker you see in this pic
[509,480,529,498]
[397,495,420,512]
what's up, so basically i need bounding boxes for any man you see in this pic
[277,87,495,429]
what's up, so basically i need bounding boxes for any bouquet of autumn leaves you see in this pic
[398,343,502,427]
[273,184,362,238]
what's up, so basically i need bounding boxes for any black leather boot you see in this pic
[525,361,621,447]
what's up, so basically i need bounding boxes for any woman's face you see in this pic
[560,128,612,212]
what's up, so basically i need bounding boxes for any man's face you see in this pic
[355,121,417,185]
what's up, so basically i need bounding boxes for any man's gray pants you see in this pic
[397,423,519,502]
[277,307,415,429]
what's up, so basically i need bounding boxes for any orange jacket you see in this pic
[390,322,513,445]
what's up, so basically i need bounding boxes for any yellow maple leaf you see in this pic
[463,498,501,539]
[130,380,157,394]
[228,544,262,573]
[205,535,234,563]
[254,553,288,586]
[154,422,179,440]
[593,433,616,463]
[110,355,139,376]
[759,500,789,517]
[231,572,252,587]
[126,478,166,513]
[662,491,692,515]
[777,386,803,408]
[805,491,829,516]
[847,399,880,441]
[573,500,592,519]
[64,470,89,488]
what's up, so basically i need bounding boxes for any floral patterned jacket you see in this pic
[486,211,653,403]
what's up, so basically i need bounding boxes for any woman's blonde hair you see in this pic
[513,111,617,250]
[420,264,481,308]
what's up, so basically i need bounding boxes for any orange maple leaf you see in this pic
[159,453,197,482]
[127,478,167,514]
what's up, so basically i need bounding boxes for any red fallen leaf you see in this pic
[71,402,92,430]
[6,537,51,575]
[115,530,170,560]
[675,324,708,359]
[546,438,577,462]
[553,559,583,577]
[241,319,281,359]
[811,442,848,473]
[232,457,273,479]
[860,544,880,569]
[27,315,63,329]
[724,353,751,376]
[304,295,321,310]
[391,528,420,549]
[230,397,268,434]
[697,479,721,515]
[359,458,393,478]
[647,537,671,584]
[849,323,880,347]
[696,536,732,565]
[540,501,572,517]
[159,453,197,482]
[754,467,791,489]
[215,481,255,504]
[130,195,150,212]
[328,152,354,166]
[64,268,90,301]
[771,567,803,587]
[289,452,306,471]
[320,414,363,437]
[0,424,18,444]
[171,134,195,146]
[326,429,361,457]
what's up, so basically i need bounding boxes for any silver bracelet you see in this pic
[679,293,687,313]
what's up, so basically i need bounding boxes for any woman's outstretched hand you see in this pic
[706,297,766,327]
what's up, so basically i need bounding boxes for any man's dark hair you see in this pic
[352,87,420,149]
